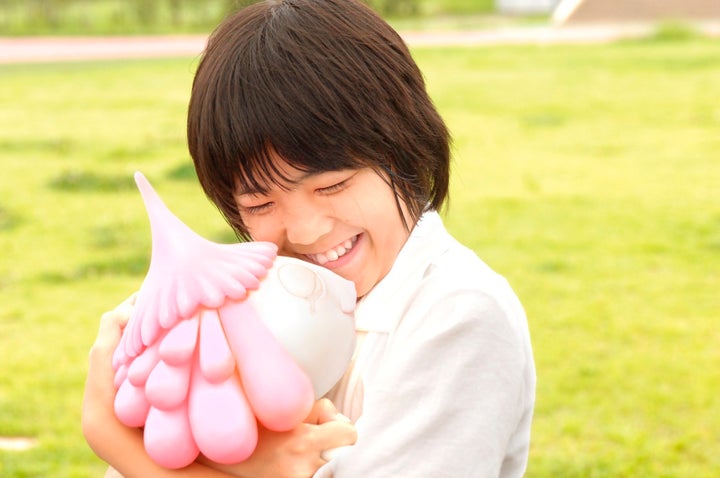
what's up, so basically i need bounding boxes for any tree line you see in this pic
[0,0,425,34]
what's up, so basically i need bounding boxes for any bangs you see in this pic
[233,145,365,197]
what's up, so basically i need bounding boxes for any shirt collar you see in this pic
[354,210,453,332]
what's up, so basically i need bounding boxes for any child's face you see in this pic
[234,157,412,298]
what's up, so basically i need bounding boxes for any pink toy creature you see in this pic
[111,172,356,469]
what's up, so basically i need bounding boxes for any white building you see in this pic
[553,0,720,24]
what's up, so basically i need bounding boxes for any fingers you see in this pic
[306,398,352,426]
[108,291,137,329]
[122,291,138,307]
[306,398,337,424]
[84,295,139,438]
[305,399,355,463]
[311,419,357,451]
[92,293,137,352]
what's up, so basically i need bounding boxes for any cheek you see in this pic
[242,216,281,245]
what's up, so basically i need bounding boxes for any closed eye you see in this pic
[316,172,357,195]
[317,181,347,194]
[240,202,273,215]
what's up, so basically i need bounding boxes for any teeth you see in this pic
[310,236,357,265]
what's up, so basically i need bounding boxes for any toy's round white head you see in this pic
[249,257,356,397]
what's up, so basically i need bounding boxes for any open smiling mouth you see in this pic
[306,235,359,265]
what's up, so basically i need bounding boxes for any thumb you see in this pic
[93,292,136,351]
[305,398,351,425]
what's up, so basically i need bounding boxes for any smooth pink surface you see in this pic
[220,300,314,431]
[112,173,356,468]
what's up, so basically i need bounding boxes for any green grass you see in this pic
[1,37,719,477]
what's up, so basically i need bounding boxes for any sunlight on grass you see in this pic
[0,38,718,477]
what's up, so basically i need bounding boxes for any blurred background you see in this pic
[2,0,720,35]
[1,0,497,35]
[1,1,719,477]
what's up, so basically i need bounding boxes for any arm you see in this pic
[82,298,357,478]
[323,290,534,478]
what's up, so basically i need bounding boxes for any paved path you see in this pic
[0,35,208,64]
[1,22,718,64]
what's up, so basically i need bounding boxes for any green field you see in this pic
[0,36,719,477]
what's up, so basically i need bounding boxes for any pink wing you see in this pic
[111,173,314,468]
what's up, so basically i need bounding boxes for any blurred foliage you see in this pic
[368,0,421,16]
[650,20,703,41]
[0,0,230,35]
[0,0,495,35]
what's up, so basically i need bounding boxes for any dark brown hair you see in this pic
[187,0,450,239]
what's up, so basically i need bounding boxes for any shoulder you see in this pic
[415,236,524,320]
[392,237,532,354]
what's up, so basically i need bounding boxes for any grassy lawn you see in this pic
[0,37,718,476]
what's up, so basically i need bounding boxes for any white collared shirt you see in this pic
[317,211,535,478]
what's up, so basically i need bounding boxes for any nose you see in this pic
[283,201,333,246]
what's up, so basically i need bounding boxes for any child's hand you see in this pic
[90,293,136,356]
[82,294,137,452]
[200,399,357,478]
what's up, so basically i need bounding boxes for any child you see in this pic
[82,0,536,476]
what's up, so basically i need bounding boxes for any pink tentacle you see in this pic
[157,280,178,329]
[144,405,200,469]
[189,355,258,464]
[145,359,192,410]
[115,379,150,428]
[174,278,197,321]
[220,300,314,431]
[113,363,128,389]
[194,274,228,309]
[128,340,161,387]
[138,292,161,348]
[198,308,236,383]
[159,314,199,366]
